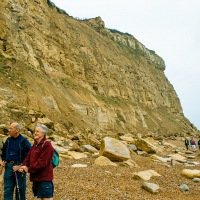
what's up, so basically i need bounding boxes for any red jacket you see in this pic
[22,137,54,182]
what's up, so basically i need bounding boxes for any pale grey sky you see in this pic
[51,0,200,130]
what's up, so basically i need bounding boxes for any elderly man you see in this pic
[1,122,31,200]
[19,124,54,200]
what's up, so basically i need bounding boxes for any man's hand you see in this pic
[1,161,6,167]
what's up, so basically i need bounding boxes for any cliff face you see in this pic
[0,0,196,136]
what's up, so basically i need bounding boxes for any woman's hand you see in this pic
[13,165,21,172]
[19,165,28,173]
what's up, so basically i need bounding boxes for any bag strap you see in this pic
[42,140,48,148]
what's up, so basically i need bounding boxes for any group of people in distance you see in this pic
[184,136,200,152]
[0,122,54,200]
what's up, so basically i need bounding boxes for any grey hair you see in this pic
[36,124,48,135]
[11,122,21,131]
[15,123,21,131]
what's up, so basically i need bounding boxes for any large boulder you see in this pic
[134,138,158,153]
[99,137,131,161]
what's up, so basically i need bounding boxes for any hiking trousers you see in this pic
[4,162,26,200]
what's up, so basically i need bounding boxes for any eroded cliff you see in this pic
[0,0,197,137]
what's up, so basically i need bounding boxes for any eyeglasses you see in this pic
[8,128,15,131]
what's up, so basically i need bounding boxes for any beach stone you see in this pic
[142,182,160,194]
[94,156,117,166]
[181,169,200,178]
[193,178,200,182]
[178,184,189,191]
[133,170,161,181]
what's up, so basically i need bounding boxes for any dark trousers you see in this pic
[4,163,26,200]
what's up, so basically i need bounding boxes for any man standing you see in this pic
[19,124,54,200]
[198,139,200,150]
[184,137,189,150]
[1,122,31,200]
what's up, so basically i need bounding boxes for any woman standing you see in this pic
[19,124,54,200]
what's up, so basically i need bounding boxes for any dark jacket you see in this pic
[185,139,189,146]
[1,134,31,163]
[22,137,54,182]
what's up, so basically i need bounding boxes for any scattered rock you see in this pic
[150,154,168,163]
[71,164,87,168]
[81,144,98,153]
[142,181,160,194]
[187,155,196,159]
[94,156,117,166]
[128,144,137,151]
[181,169,200,178]
[68,151,87,160]
[178,184,189,191]
[168,154,187,163]
[193,178,200,182]
[133,169,161,181]
[123,159,139,168]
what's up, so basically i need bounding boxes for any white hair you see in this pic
[36,124,48,135]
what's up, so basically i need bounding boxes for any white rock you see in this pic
[142,182,160,194]
[71,164,87,168]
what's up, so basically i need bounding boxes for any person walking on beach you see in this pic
[184,137,189,150]
[190,137,196,152]
[198,139,200,150]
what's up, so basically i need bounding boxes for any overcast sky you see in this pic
[51,0,200,130]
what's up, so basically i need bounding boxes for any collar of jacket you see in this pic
[34,136,46,147]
